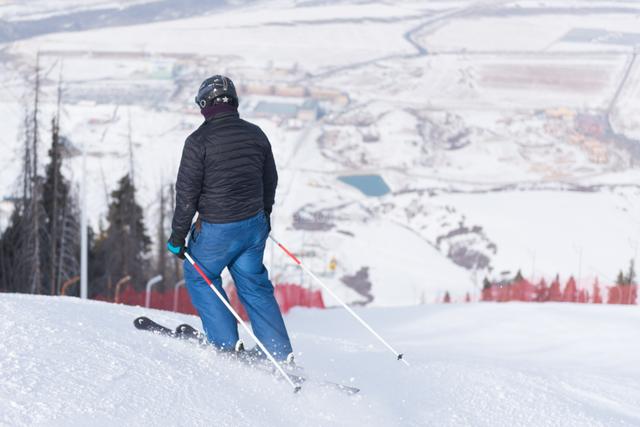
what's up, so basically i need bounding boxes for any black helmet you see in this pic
[195,75,238,108]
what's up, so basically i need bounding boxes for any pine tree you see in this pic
[90,174,150,298]
[0,208,27,292]
[443,291,451,303]
[592,278,603,304]
[0,62,48,294]
[625,259,636,286]
[548,274,562,302]
[562,276,578,302]
[579,289,589,303]
[513,270,524,282]
[481,277,493,301]
[616,270,626,286]
[535,278,548,302]
[42,115,81,295]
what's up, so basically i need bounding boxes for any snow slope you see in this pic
[1,294,639,426]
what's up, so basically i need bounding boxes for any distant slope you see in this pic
[1,294,639,426]
[0,0,231,43]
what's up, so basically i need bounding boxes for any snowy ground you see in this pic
[1,294,639,426]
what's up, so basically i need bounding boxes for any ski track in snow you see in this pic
[1,294,640,426]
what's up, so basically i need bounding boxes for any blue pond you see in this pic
[338,174,391,197]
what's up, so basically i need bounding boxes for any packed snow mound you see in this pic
[1,294,640,426]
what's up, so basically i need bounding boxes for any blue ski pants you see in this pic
[183,211,293,360]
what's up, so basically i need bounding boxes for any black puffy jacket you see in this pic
[170,110,277,244]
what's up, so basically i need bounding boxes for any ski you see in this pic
[134,316,178,337]
[133,316,360,395]
[175,322,207,343]
[134,316,207,343]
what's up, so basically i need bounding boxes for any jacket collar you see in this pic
[202,104,239,122]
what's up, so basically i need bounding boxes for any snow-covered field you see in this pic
[2,0,640,304]
[1,294,639,426]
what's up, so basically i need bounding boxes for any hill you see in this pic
[1,294,639,426]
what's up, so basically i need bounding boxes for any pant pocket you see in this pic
[189,223,200,246]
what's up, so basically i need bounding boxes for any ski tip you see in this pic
[133,316,150,329]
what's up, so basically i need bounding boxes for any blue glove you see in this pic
[167,238,186,260]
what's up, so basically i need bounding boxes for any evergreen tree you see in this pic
[562,276,578,302]
[548,274,562,302]
[577,289,588,303]
[90,174,150,298]
[0,65,48,294]
[42,113,81,295]
[0,151,47,294]
[625,259,636,286]
[592,278,603,304]
[616,270,626,286]
[0,207,27,292]
[481,277,493,301]
[513,269,524,282]
[535,278,549,302]
[443,291,451,303]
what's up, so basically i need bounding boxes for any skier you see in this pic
[166,75,293,362]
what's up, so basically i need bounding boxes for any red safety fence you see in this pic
[473,275,638,305]
[226,282,325,320]
[95,282,325,320]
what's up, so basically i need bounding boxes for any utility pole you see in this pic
[50,77,62,295]
[127,109,135,184]
[80,139,88,299]
[573,244,582,289]
[157,183,166,281]
[30,53,41,295]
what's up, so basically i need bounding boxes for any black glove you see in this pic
[167,234,186,260]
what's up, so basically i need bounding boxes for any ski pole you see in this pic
[184,251,302,393]
[269,235,410,366]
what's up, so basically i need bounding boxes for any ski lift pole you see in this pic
[184,251,301,393]
[269,235,409,366]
